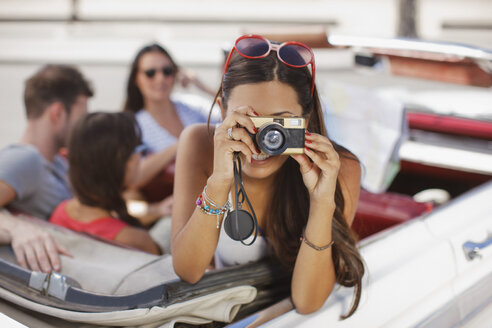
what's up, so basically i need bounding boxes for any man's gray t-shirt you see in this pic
[0,144,72,219]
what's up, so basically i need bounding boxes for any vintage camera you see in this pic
[248,116,306,156]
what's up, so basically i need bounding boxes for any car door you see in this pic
[417,182,492,327]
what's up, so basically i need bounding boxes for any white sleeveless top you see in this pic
[214,218,268,269]
[214,194,268,268]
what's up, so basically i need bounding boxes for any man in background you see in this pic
[0,64,93,273]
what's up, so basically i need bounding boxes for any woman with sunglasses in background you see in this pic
[50,112,161,254]
[123,44,217,209]
[171,35,364,316]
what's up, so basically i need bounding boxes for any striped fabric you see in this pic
[135,93,221,153]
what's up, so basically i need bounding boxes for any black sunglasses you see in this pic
[142,66,175,78]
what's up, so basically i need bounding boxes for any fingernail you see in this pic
[305,140,312,144]
[253,111,259,116]
[305,147,310,152]
[254,127,258,133]
[256,147,261,154]
[305,131,311,136]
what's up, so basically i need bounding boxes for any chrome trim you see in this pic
[28,271,69,299]
[463,234,492,261]
[47,272,69,300]
[328,35,492,61]
[399,141,492,175]
[28,271,48,293]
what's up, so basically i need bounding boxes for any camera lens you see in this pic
[256,123,288,156]
[263,129,284,151]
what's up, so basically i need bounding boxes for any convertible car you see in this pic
[2,183,491,328]
[1,35,492,327]
[232,180,492,328]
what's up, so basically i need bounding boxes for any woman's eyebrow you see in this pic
[272,111,295,116]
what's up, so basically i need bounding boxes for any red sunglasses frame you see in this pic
[223,34,316,95]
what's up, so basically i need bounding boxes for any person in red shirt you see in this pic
[50,112,160,254]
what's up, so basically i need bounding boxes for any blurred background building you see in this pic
[0,0,491,148]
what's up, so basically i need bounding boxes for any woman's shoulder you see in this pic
[337,149,361,223]
[180,123,214,152]
[177,124,215,173]
[134,109,152,123]
[172,94,221,126]
[339,150,361,173]
[172,93,211,112]
[338,149,361,187]
[49,200,70,223]
[134,110,159,130]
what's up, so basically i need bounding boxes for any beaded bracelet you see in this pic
[196,185,231,228]
[300,229,334,251]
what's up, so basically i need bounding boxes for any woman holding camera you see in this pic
[171,35,364,316]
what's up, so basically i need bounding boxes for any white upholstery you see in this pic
[0,217,258,327]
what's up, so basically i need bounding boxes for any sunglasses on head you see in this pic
[223,34,316,95]
[142,66,175,78]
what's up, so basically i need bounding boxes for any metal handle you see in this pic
[463,235,492,261]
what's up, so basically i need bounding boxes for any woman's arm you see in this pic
[177,69,217,97]
[171,125,228,283]
[172,107,259,283]
[127,196,173,226]
[291,136,361,314]
[130,143,178,189]
[114,226,161,255]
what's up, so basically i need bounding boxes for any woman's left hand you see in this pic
[176,68,216,97]
[291,132,340,205]
[177,69,196,89]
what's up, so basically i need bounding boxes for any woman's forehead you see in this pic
[227,81,303,116]
[139,52,171,67]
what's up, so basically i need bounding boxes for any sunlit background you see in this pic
[0,0,491,148]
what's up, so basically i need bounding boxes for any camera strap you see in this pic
[223,153,258,245]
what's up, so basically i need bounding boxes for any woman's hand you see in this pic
[177,68,196,89]
[155,195,173,217]
[177,68,216,97]
[210,106,259,188]
[291,132,340,206]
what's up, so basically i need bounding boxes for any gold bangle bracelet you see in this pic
[300,229,334,251]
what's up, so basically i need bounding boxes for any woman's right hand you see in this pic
[210,106,260,188]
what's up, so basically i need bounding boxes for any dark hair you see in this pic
[123,43,178,113]
[213,51,364,318]
[68,112,142,227]
[24,64,93,119]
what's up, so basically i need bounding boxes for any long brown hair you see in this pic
[213,49,364,318]
[68,112,142,227]
[123,43,178,113]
